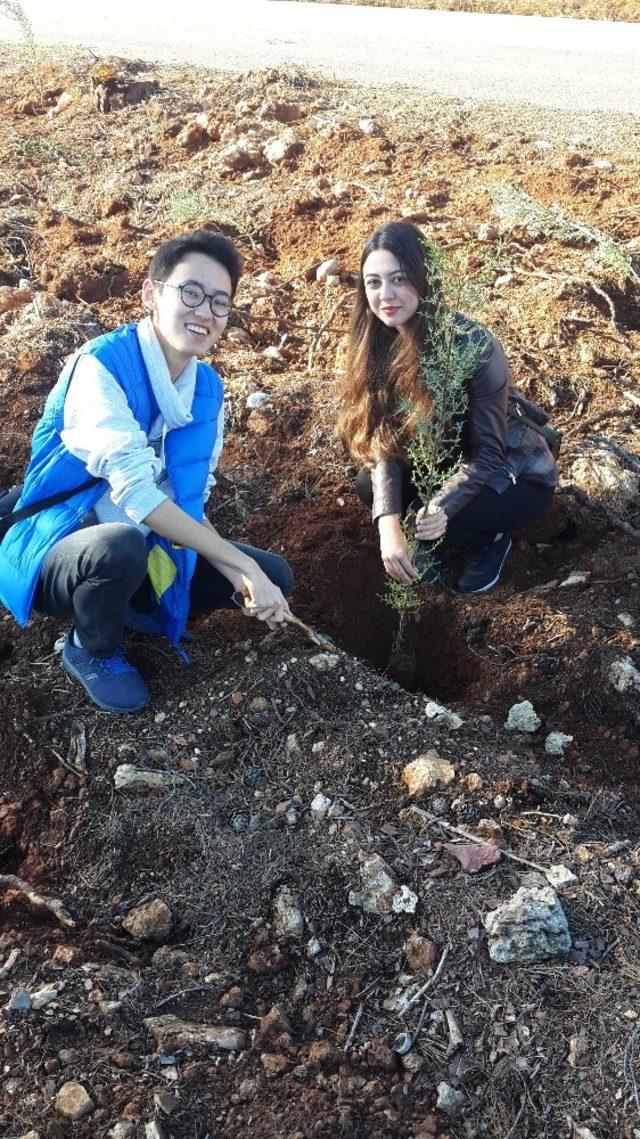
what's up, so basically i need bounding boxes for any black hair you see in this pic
[149,230,243,296]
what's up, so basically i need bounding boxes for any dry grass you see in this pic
[278,0,638,19]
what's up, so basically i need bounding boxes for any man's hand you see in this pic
[415,503,447,541]
[237,567,290,629]
[379,514,419,585]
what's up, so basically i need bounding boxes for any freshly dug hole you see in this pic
[278,499,482,696]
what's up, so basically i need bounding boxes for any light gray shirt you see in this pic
[61,317,224,535]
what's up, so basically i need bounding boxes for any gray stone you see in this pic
[31,987,58,1009]
[436,1081,466,1115]
[309,652,340,671]
[545,864,579,889]
[273,886,304,940]
[246,391,271,410]
[109,1125,135,1139]
[55,1081,95,1120]
[5,988,31,1012]
[545,731,574,755]
[504,700,541,732]
[484,886,571,963]
[609,657,640,695]
[351,854,399,915]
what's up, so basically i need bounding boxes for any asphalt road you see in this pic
[2,0,640,116]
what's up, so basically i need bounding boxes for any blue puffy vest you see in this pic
[0,323,223,648]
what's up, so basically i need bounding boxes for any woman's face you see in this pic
[362,249,420,330]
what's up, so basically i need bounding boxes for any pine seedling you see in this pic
[384,242,484,614]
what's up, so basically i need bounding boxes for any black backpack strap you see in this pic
[0,476,101,541]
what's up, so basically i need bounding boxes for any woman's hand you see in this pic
[238,567,290,628]
[415,504,448,541]
[379,515,419,585]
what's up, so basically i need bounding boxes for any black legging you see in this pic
[356,467,554,553]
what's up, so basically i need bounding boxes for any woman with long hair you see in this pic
[338,221,558,594]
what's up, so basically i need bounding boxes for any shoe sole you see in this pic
[62,656,150,714]
[457,538,513,595]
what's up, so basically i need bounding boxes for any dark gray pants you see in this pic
[33,523,294,657]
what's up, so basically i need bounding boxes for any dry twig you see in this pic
[343,999,365,1052]
[0,873,75,927]
[408,806,553,876]
[397,941,452,1017]
[307,291,354,373]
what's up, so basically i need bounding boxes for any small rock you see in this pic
[593,159,614,171]
[436,1081,466,1115]
[5,989,31,1012]
[144,1014,246,1053]
[261,1052,289,1078]
[286,733,300,753]
[402,750,455,796]
[558,571,590,588]
[358,118,382,135]
[56,1081,95,1121]
[392,885,419,914]
[145,1123,166,1139]
[122,900,173,943]
[114,764,185,791]
[264,134,299,164]
[545,864,579,889]
[608,657,640,695]
[246,391,271,410]
[272,886,304,940]
[504,700,541,733]
[484,886,571,963]
[176,122,209,152]
[306,936,322,958]
[423,701,463,730]
[404,932,438,974]
[316,258,341,281]
[353,853,399,915]
[477,222,499,242]
[545,731,574,755]
[154,1089,179,1115]
[31,987,59,1009]
[310,792,332,821]
[617,612,635,628]
[309,652,340,671]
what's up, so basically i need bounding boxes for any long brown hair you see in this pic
[338,221,445,465]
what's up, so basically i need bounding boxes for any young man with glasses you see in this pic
[0,230,293,713]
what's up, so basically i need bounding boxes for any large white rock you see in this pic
[504,700,541,732]
[484,886,571,963]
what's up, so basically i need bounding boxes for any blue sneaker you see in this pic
[457,534,513,594]
[61,629,150,713]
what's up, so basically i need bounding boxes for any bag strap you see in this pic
[0,476,101,540]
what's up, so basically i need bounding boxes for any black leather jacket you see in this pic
[370,335,556,522]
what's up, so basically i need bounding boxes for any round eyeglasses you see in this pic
[153,280,232,318]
